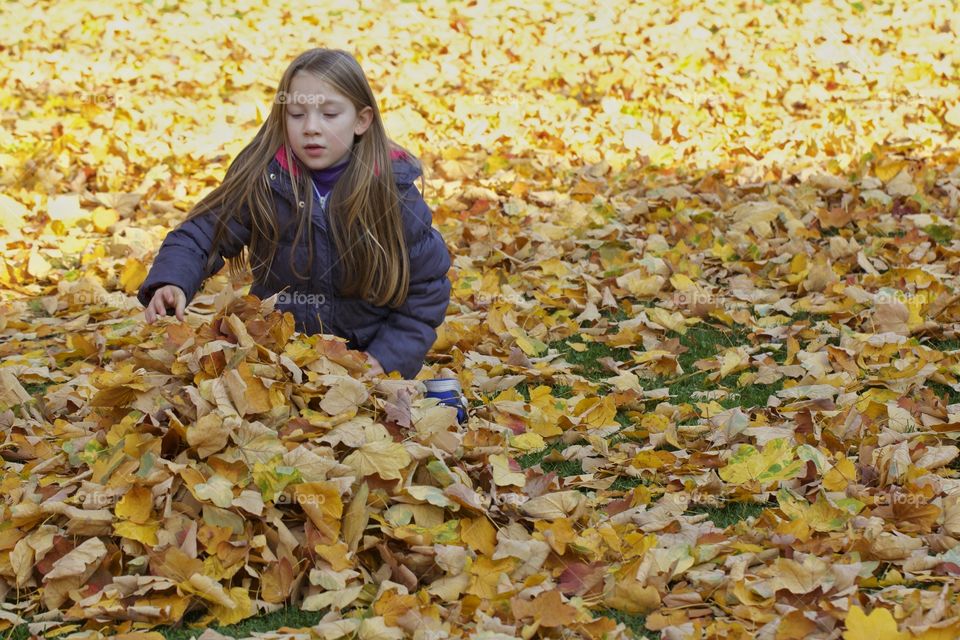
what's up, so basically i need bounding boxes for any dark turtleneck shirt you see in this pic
[310,153,350,209]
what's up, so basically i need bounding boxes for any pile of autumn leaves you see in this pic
[1,294,649,638]
[4,154,960,639]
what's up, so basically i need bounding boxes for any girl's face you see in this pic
[284,70,373,171]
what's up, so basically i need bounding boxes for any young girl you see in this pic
[138,48,452,381]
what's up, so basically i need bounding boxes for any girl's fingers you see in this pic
[145,288,173,324]
[143,286,188,325]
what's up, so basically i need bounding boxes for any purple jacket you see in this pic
[137,152,452,379]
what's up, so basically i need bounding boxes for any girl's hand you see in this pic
[144,285,187,323]
[364,352,384,378]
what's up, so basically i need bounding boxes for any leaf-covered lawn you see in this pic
[2,0,960,638]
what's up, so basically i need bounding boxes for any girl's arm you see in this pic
[137,207,251,310]
[364,184,452,379]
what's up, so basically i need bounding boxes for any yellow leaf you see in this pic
[509,432,545,452]
[874,160,907,183]
[574,395,617,429]
[512,590,578,627]
[538,258,568,277]
[193,475,235,508]
[520,491,585,519]
[357,616,405,640]
[223,363,274,416]
[44,538,107,581]
[260,558,295,604]
[291,482,343,545]
[27,249,52,280]
[468,556,515,599]
[718,347,750,378]
[604,576,660,614]
[183,573,235,607]
[0,194,29,235]
[945,102,960,127]
[535,519,578,555]
[461,517,496,556]
[631,450,677,469]
[91,207,119,232]
[207,586,254,627]
[187,412,230,459]
[48,194,87,226]
[646,307,689,334]
[719,439,804,485]
[319,375,369,415]
[343,482,370,552]
[711,240,736,261]
[490,454,526,487]
[509,327,547,357]
[616,271,665,297]
[113,519,159,546]
[843,606,908,640]
[115,486,154,524]
[315,542,353,571]
[912,623,960,640]
[669,273,695,291]
[823,456,857,491]
[344,441,411,481]
[120,258,148,295]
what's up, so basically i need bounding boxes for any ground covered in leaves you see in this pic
[2,0,960,638]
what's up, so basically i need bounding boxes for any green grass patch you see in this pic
[541,458,584,477]
[156,605,326,640]
[23,382,51,396]
[3,624,30,640]
[924,224,953,244]
[689,501,768,528]
[550,337,633,382]
[26,298,50,317]
[506,381,575,402]
[790,311,834,324]
[927,381,960,406]
[549,321,760,403]
[516,440,585,477]
[719,377,784,409]
[667,373,782,411]
[614,410,633,429]
[595,608,654,639]
[551,383,575,398]
[609,475,646,492]
[671,323,752,370]
[599,307,633,322]
[924,338,960,353]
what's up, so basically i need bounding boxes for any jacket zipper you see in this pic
[311,180,327,335]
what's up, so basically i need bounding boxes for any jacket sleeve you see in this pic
[137,205,251,309]
[365,184,452,379]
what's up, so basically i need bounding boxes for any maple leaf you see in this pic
[843,606,909,640]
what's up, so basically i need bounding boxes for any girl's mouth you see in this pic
[304,144,325,156]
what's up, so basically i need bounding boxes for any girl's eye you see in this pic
[324,113,339,118]
[289,113,304,119]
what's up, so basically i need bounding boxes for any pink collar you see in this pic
[274,147,300,177]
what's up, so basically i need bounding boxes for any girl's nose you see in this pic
[304,112,323,134]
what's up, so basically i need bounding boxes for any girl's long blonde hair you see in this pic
[186,48,411,308]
